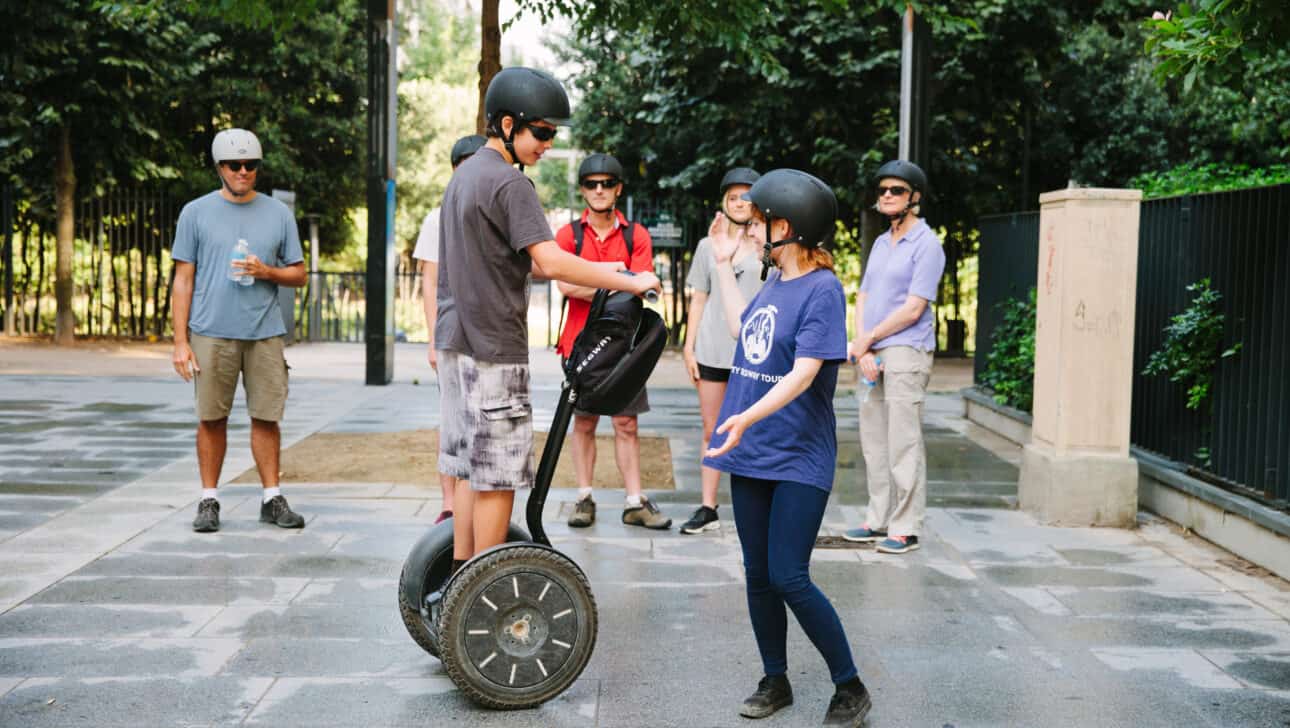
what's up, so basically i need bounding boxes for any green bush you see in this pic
[1130,162,1290,199]
[980,288,1037,412]
[1142,278,1241,412]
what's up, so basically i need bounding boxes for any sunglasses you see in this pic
[877,185,910,197]
[526,124,558,142]
[222,160,260,173]
[580,178,620,190]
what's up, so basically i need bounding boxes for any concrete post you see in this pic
[1019,188,1142,527]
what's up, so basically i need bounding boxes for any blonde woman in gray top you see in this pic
[679,167,764,534]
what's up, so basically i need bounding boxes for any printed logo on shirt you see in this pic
[740,304,777,365]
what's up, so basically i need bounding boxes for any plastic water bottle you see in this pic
[861,355,883,405]
[230,239,253,286]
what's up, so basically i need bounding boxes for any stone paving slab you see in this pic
[2,370,1290,726]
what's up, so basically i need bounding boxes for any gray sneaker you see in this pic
[622,498,671,529]
[568,496,596,528]
[192,499,220,533]
[260,495,305,529]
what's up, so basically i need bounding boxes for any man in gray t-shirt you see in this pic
[170,128,307,534]
[438,67,661,572]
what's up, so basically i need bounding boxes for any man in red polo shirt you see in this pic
[557,153,671,530]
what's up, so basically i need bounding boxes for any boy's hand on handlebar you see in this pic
[629,272,662,299]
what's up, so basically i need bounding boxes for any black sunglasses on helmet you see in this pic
[221,160,260,173]
[580,178,620,190]
[877,184,910,197]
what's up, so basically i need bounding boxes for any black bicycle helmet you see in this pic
[874,159,929,194]
[720,167,760,193]
[450,134,486,167]
[743,169,837,249]
[578,153,624,181]
[484,67,572,128]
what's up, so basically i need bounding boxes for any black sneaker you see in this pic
[679,505,720,534]
[260,495,305,529]
[192,499,220,533]
[740,674,793,719]
[822,678,872,726]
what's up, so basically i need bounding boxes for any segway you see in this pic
[399,285,667,709]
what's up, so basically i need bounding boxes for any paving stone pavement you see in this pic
[2,348,1289,727]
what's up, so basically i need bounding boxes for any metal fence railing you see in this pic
[974,184,1290,507]
[1132,185,1289,507]
[974,211,1039,383]
[1,186,179,337]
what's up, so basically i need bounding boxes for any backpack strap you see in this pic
[574,218,635,263]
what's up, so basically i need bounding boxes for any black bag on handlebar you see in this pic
[563,289,668,415]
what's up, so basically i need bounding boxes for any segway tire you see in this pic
[398,519,529,658]
[438,544,597,709]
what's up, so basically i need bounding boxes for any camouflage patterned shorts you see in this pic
[436,349,535,491]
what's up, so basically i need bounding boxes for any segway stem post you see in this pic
[526,380,577,547]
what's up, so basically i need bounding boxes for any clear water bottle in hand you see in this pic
[230,239,253,286]
[861,355,883,405]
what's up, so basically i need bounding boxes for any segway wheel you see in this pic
[438,544,597,709]
[398,519,529,658]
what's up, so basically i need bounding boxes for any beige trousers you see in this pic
[859,345,933,537]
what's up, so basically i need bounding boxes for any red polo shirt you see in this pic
[555,208,654,357]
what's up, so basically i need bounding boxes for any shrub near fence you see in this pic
[974,184,1290,507]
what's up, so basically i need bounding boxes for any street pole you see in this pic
[366,0,397,384]
[898,2,931,172]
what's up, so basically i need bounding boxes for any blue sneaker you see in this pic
[876,535,920,554]
[842,524,887,543]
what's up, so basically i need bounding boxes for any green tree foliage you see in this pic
[1130,161,1290,198]
[979,288,1036,412]
[1144,1,1290,89]
[4,1,368,255]
[394,1,480,257]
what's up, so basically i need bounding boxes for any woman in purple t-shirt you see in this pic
[702,169,872,727]
[843,160,946,555]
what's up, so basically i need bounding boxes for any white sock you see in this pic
[625,494,642,507]
[578,487,594,501]
[262,487,281,503]
[201,489,218,503]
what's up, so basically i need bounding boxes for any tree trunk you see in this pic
[54,124,76,345]
[476,0,501,134]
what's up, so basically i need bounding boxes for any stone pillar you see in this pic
[1019,188,1142,527]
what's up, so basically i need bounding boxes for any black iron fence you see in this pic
[975,184,1290,507]
[1,186,180,337]
[294,268,565,346]
[974,212,1039,383]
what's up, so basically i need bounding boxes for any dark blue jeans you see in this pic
[731,474,858,684]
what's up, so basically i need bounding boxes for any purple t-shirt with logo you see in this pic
[860,218,946,352]
[703,268,848,492]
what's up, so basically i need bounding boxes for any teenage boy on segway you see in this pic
[434,67,661,573]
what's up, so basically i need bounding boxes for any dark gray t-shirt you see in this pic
[435,147,553,363]
[171,191,303,340]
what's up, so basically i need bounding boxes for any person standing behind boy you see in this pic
[556,153,670,530]
[436,68,660,573]
[413,133,485,525]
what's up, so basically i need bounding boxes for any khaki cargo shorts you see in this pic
[437,349,534,491]
[190,333,289,422]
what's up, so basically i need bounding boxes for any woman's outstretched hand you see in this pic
[704,412,749,458]
[709,211,742,264]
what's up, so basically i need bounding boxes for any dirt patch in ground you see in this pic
[235,429,674,489]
